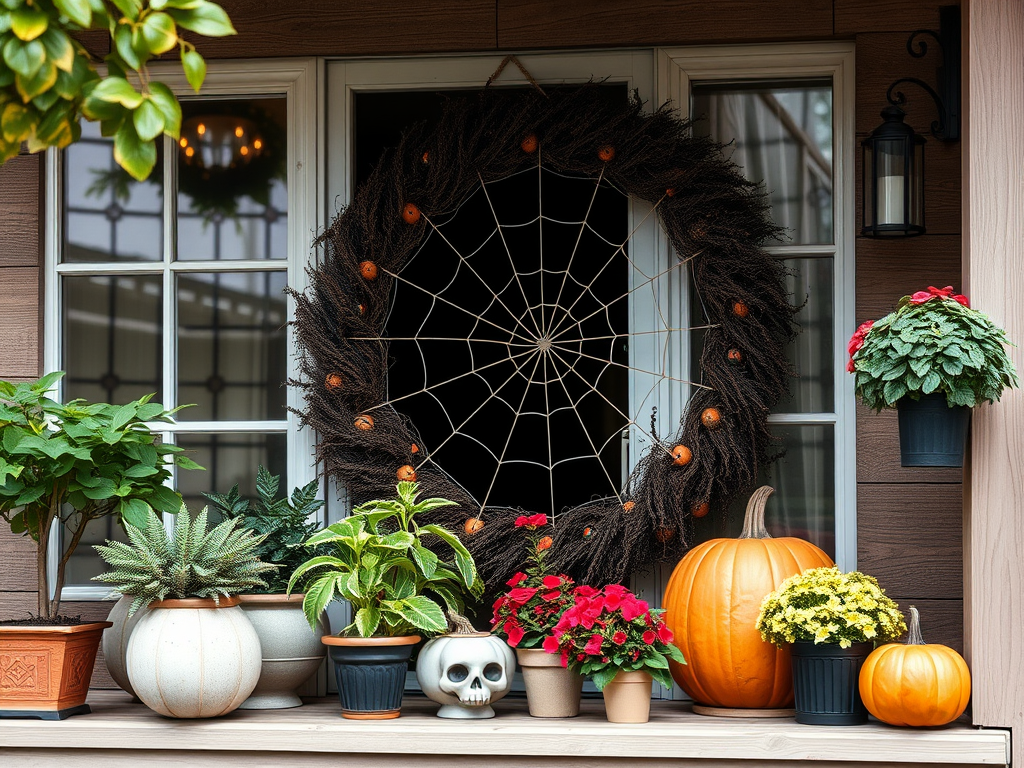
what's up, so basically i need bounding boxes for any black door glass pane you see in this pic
[175,433,288,518]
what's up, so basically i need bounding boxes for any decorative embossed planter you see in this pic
[237,594,327,709]
[322,635,419,719]
[0,622,112,720]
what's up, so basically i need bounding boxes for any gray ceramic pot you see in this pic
[237,594,327,709]
[102,595,150,700]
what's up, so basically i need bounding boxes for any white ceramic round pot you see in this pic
[417,631,515,718]
[237,594,327,709]
[127,596,261,718]
[102,595,150,700]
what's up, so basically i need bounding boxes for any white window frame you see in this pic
[657,42,858,571]
[44,58,320,600]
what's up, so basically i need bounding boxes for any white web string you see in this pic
[364,163,716,519]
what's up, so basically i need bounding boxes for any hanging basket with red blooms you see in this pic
[848,286,1017,411]
[490,514,577,649]
[542,584,685,691]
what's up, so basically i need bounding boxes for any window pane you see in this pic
[691,425,836,559]
[64,121,163,262]
[176,271,288,420]
[774,257,834,413]
[64,512,129,587]
[692,82,833,245]
[63,274,163,405]
[175,433,288,514]
[176,97,288,261]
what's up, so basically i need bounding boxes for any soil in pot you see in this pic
[323,636,419,719]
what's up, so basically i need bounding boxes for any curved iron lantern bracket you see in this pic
[884,6,960,141]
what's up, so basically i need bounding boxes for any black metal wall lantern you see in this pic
[862,4,961,237]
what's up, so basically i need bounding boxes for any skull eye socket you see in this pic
[483,663,503,682]
[446,664,469,683]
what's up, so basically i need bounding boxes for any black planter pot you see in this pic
[896,393,971,467]
[323,636,419,719]
[790,641,873,725]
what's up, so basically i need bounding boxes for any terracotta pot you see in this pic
[127,596,262,719]
[101,595,150,700]
[237,594,327,709]
[0,621,112,720]
[602,669,653,723]
[322,635,419,719]
[516,647,584,718]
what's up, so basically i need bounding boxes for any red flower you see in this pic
[604,584,628,598]
[642,630,657,645]
[576,652,586,661]
[537,536,553,552]
[542,635,560,654]
[506,623,525,647]
[656,622,674,644]
[542,575,562,589]
[604,591,623,611]
[560,649,570,668]
[541,590,562,602]
[506,572,527,587]
[612,631,627,645]
[507,587,538,603]
[909,285,970,308]
[953,293,970,307]
[515,513,548,529]
[574,585,599,599]
[621,597,649,622]
[846,320,875,372]
[601,656,610,664]
[584,634,604,655]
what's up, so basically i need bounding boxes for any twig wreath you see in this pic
[292,85,797,588]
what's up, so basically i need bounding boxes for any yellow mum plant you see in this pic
[756,567,906,649]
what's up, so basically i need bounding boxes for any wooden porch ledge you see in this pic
[0,691,1010,768]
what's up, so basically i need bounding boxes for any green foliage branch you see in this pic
[288,481,484,638]
[851,293,1018,411]
[204,465,324,594]
[0,0,235,180]
[94,505,276,616]
[0,371,200,619]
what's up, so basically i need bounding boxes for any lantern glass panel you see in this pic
[875,137,908,227]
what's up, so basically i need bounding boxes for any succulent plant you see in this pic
[93,506,277,615]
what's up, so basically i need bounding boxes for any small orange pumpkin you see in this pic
[727,348,743,365]
[671,445,692,466]
[582,526,593,538]
[354,414,374,431]
[666,187,677,197]
[622,500,635,512]
[655,526,676,543]
[598,145,615,162]
[701,407,722,430]
[690,501,710,518]
[537,535,552,551]
[397,465,417,482]
[402,203,421,224]
[357,303,366,315]
[859,606,971,727]
[421,151,430,164]
[464,518,485,535]
[359,261,378,280]
[732,300,749,318]
[410,443,419,454]
[325,373,343,391]
[663,486,833,709]
[521,134,538,153]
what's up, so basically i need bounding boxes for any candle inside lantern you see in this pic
[877,174,905,226]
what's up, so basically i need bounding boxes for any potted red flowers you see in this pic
[544,585,685,723]
[490,513,583,717]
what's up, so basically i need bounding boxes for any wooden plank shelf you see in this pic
[0,691,1009,767]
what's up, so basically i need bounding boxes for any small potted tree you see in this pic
[0,373,194,720]
[848,286,1018,466]
[205,466,328,709]
[543,584,685,723]
[289,481,482,719]
[94,507,276,718]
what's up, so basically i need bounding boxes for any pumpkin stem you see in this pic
[738,485,775,540]
[907,605,925,645]
[446,610,479,635]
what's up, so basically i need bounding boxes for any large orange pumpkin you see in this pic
[663,486,833,709]
[859,605,971,727]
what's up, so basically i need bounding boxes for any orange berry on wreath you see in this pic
[421,151,429,164]
[727,348,744,365]
[666,187,677,197]
[691,501,710,518]
[583,526,593,538]
[598,145,615,162]
[655,526,676,543]
[410,443,419,454]
[701,407,722,430]
[397,465,417,482]
[357,303,366,315]
[464,518,485,534]
[359,261,378,280]
[671,445,692,466]
[732,300,749,318]
[354,414,375,431]
[402,203,421,224]
[537,535,553,552]
[623,500,635,512]
[521,134,538,153]
[324,373,343,391]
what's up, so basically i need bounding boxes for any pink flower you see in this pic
[846,320,875,372]
[506,623,524,647]
[541,590,562,602]
[542,635,560,654]
[542,575,562,589]
[621,598,649,622]
[656,622,674,644]
[604,591,623,611]
[642,630,657,645]
[560,649,570,668]
[612,631,627,645]
[574,585,600,599]
[584,634,604,655]
[507,587,538,604]
[604,584,629,598]
[506,572,527,587]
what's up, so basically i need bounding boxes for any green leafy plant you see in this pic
[288,481,483,638]
[756,566,907,649]
[0,372,201,620]
[0,0,236,179]
[204,465,323,595]
[94,506,276,616]
[849,286,1018,411]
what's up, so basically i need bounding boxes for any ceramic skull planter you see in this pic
[416,617,515,719]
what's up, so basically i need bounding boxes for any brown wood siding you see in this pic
[0,1,966,690]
